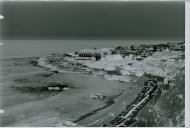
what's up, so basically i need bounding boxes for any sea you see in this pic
[0,40,184,59]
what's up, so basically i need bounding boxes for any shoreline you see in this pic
[37,41,184,82]
[0,41,185,127]
[0,57,131,127]
[35,41,184,126]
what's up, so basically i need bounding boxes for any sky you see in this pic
[0,1,185,40]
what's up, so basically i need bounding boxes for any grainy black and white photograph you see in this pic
[0,0,186,127]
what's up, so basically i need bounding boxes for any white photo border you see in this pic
[0,0,189,128]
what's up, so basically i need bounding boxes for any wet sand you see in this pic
[0,57,142,126]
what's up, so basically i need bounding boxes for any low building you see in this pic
[78,51,101,61]
[79,52,93,57]
[93,53,101,61]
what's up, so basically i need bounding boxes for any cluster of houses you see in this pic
[109,41,185,60]
[73,45,153,61]
[167,42,185,51]
[110,45,154,59]
[56,41,185,63]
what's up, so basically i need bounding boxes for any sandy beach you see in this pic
[0,57,143,126]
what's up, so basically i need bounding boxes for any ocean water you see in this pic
[0,40,183,58]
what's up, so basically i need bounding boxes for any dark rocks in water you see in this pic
[49,60,55,63]
[42,73,54,77]
[35,73,54,78]
[53,70,59,73]
[14,78,32,83]
[13,82,73,94]
[29,60,38,66]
